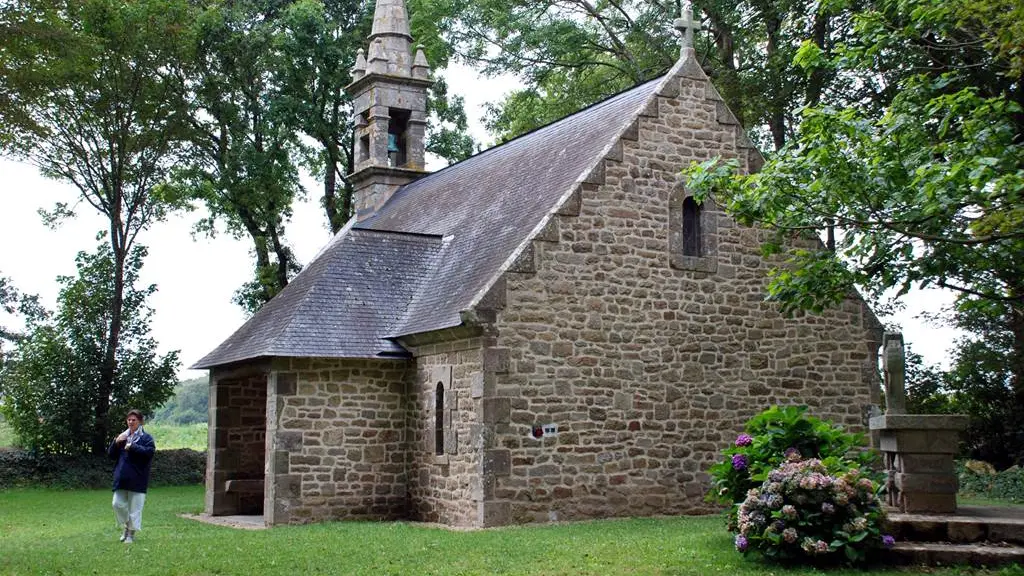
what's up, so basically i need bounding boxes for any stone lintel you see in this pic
[878,429,962,454]
[870,414,969,431]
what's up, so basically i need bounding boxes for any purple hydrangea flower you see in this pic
[882,534,896,548]
[732,454,748,470]
[821,502,835,515]
[784,447,801,461]
[735,534,749,552]
[735,433,753,447]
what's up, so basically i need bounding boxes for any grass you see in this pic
[1,485,1022,576]
[143,422,207,451]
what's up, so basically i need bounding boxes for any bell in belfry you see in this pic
[387,133,400,166]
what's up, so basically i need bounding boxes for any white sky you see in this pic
[0,64,963,380]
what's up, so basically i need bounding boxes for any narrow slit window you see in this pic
[682,196,701,257]
[434,383,444,455]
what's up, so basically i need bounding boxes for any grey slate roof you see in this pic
[192,228,444,368]
[193,76,662,369]
[364,77,661,336]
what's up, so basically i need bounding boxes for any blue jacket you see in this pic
[108,429,156,493]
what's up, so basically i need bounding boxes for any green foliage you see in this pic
[153,376,209,426]
[734,459,889,565]
[0,448,204,490]
[0,0,193,453]
[0,243,179,455]
[424,0,863,148]
[958,460,1024,503]
[2,485,1018,576]
[707,406,877,523]
[683,0,1024,442]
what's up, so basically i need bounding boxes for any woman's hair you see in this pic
[126,409,144,421]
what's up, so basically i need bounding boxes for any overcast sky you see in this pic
[0,65,963,380]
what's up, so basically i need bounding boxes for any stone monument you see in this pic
[869,332,968,513]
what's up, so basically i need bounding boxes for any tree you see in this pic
[0,276,46,371]
[153,376,209,425]
[0,0,192,452]
[170,0,306,313]
[424,0,861,147]
[684,0,1023,461]
[175,0,476,313]
[0,242,179,455]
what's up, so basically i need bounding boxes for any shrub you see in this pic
[734,458,891,564]
[0,448,205,490]
[960,460,1024,503]
[707,405,878,524]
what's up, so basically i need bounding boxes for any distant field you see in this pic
[0,421,207,452]
[0,418,16,448]
[144,422,207,451]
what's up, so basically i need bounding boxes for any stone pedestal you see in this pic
[869,414,969,514]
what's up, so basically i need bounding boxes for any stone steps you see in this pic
[886,506,1024,545]
[881,505,1024,567]
[887,542,1024,567]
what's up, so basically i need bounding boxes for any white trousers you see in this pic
[112,490,146,532]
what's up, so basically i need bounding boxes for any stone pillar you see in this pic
[265,370,301,526]
[882,332,907,414]
[869,414,968,513]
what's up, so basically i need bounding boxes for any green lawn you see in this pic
[1,485,1021,576]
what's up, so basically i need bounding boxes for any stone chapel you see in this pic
[193,0,883,528]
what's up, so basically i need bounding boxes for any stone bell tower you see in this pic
[347,0,432,221]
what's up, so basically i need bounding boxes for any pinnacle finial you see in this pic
[673,2,701,53]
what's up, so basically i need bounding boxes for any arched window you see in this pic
[434,383,444,455]
[669,185,717,272]
[682,196,701,257]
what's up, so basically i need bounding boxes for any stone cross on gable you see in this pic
[673,3,701,52]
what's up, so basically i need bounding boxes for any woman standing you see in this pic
[108,409,155,543]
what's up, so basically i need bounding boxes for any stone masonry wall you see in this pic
[206,368,267,516]
[479,66,882,525]
[405,337,485,527]
[265,358,412,525]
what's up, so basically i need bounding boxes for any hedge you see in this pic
[0,448,205,490]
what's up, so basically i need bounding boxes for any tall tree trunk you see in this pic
[806,10,829,107]
[93,220,126,455]
[763,11,786,150]
[323,140,343,233]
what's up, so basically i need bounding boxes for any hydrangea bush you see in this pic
[708,405,891,564]
[735,458,892,563]
[708,405,876,514]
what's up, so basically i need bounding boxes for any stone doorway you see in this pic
[205,366,269,518]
